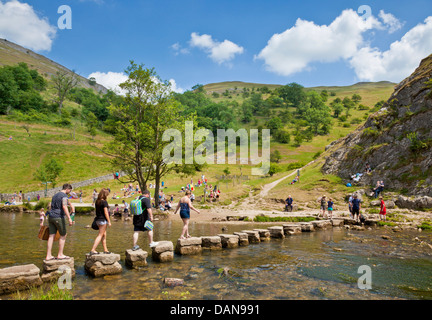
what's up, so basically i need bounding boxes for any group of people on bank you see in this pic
[42,183,200,261]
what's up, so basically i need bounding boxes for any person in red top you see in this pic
[379,196,386,221]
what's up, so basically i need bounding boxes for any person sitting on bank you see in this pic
[285,195,294,212]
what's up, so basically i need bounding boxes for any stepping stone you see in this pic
[331,219,344,227]
[282,224,302,235]
[0,264,42,295]
[41,257,75,282]
[253,229,271,241]
[201,236,222,250]
[312,220,332,230]
[125,249,148,268]
[218,234,240,248]
[268,226,285,239]
[233,232,249,246]
[152,241,174,262]
[85,253,122,278]
[299,222,315,232]
[241,230,260,243]
[175,237,202,255]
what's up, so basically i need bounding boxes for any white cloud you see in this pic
[256,9,381,76]
[171,42,190,55]
[88,71,128,95]
[189,32,244,64]
[168,79,185,93]
[0,0,57,51]
[350,16,432,82]
[88,71,185,95]
[379,10,404,34]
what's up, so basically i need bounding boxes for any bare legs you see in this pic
[133,230,153,247]
[46,234,68,260]
[91,224,108,253]
[180,218,190,239]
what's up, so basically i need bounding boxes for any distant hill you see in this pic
[0,38,108,94]
[203,80,396,93]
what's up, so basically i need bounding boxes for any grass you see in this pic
[418,220,432,230]
[0,64,394,207]
[13,284,74,300]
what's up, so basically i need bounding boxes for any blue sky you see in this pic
[1,0,432,92]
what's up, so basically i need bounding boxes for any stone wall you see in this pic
[0,172,126,201]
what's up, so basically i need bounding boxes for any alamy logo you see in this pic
[58,5,72,30]
[57,265,72,290]
[357,265,372,290]
[162,121,270,175]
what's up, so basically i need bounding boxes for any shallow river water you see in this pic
[0,212,431,300]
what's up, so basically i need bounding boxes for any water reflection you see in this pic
[0,213,431,300]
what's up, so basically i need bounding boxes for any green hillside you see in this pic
[0,38,107,94]
[0,39,397,204]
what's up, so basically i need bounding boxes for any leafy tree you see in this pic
[266,117,283,131]
[270,150,282,163]
[34,159,63,188]
[85,111,99,139]
[352,94,362,104]
[333,102,344,118]
[273,128,291,144]
[51,70,78,114]
[103,62,196,205]
[277,82,306,108]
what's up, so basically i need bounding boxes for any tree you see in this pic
[277,83,306,108]
[34,159,63,188]
[270,150,282,163]
[223,167,231,176]
[51,70,78,114]
[352,94,362,104]
[85,111,98,139]
[103,61,195,205]
[333,102,344,118]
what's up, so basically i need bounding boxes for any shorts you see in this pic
[133,214,149,232]
[48,217,67,236]
[352,208,360,215]
[96,220,108,226]
[320,205,327,210]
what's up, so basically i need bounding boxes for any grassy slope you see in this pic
[0,80,394,206]
[0,37,395,203]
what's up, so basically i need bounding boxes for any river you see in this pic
[0,212,431,300]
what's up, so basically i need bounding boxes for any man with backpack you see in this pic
[131,190,159,250]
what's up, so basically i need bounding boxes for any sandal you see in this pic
[56,256,71,260]
[180,236,186,240]
[186,235,192,238]
[103,251,112,254]
[88,251,99,256]
[45,257,56,261]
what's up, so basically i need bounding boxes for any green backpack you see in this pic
[130,196,144,216]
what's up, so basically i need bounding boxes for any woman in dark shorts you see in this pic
[89,188,112,255]
[174,191,200,239]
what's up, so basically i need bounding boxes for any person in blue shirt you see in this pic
[327,198,334,219]
[350,194,362,222]
[285,195,294,212]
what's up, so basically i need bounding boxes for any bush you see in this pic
[75,206,95,214]
[286,162,304,171]
[34,199,50,210]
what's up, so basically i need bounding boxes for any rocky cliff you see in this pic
[322,54,432,197]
